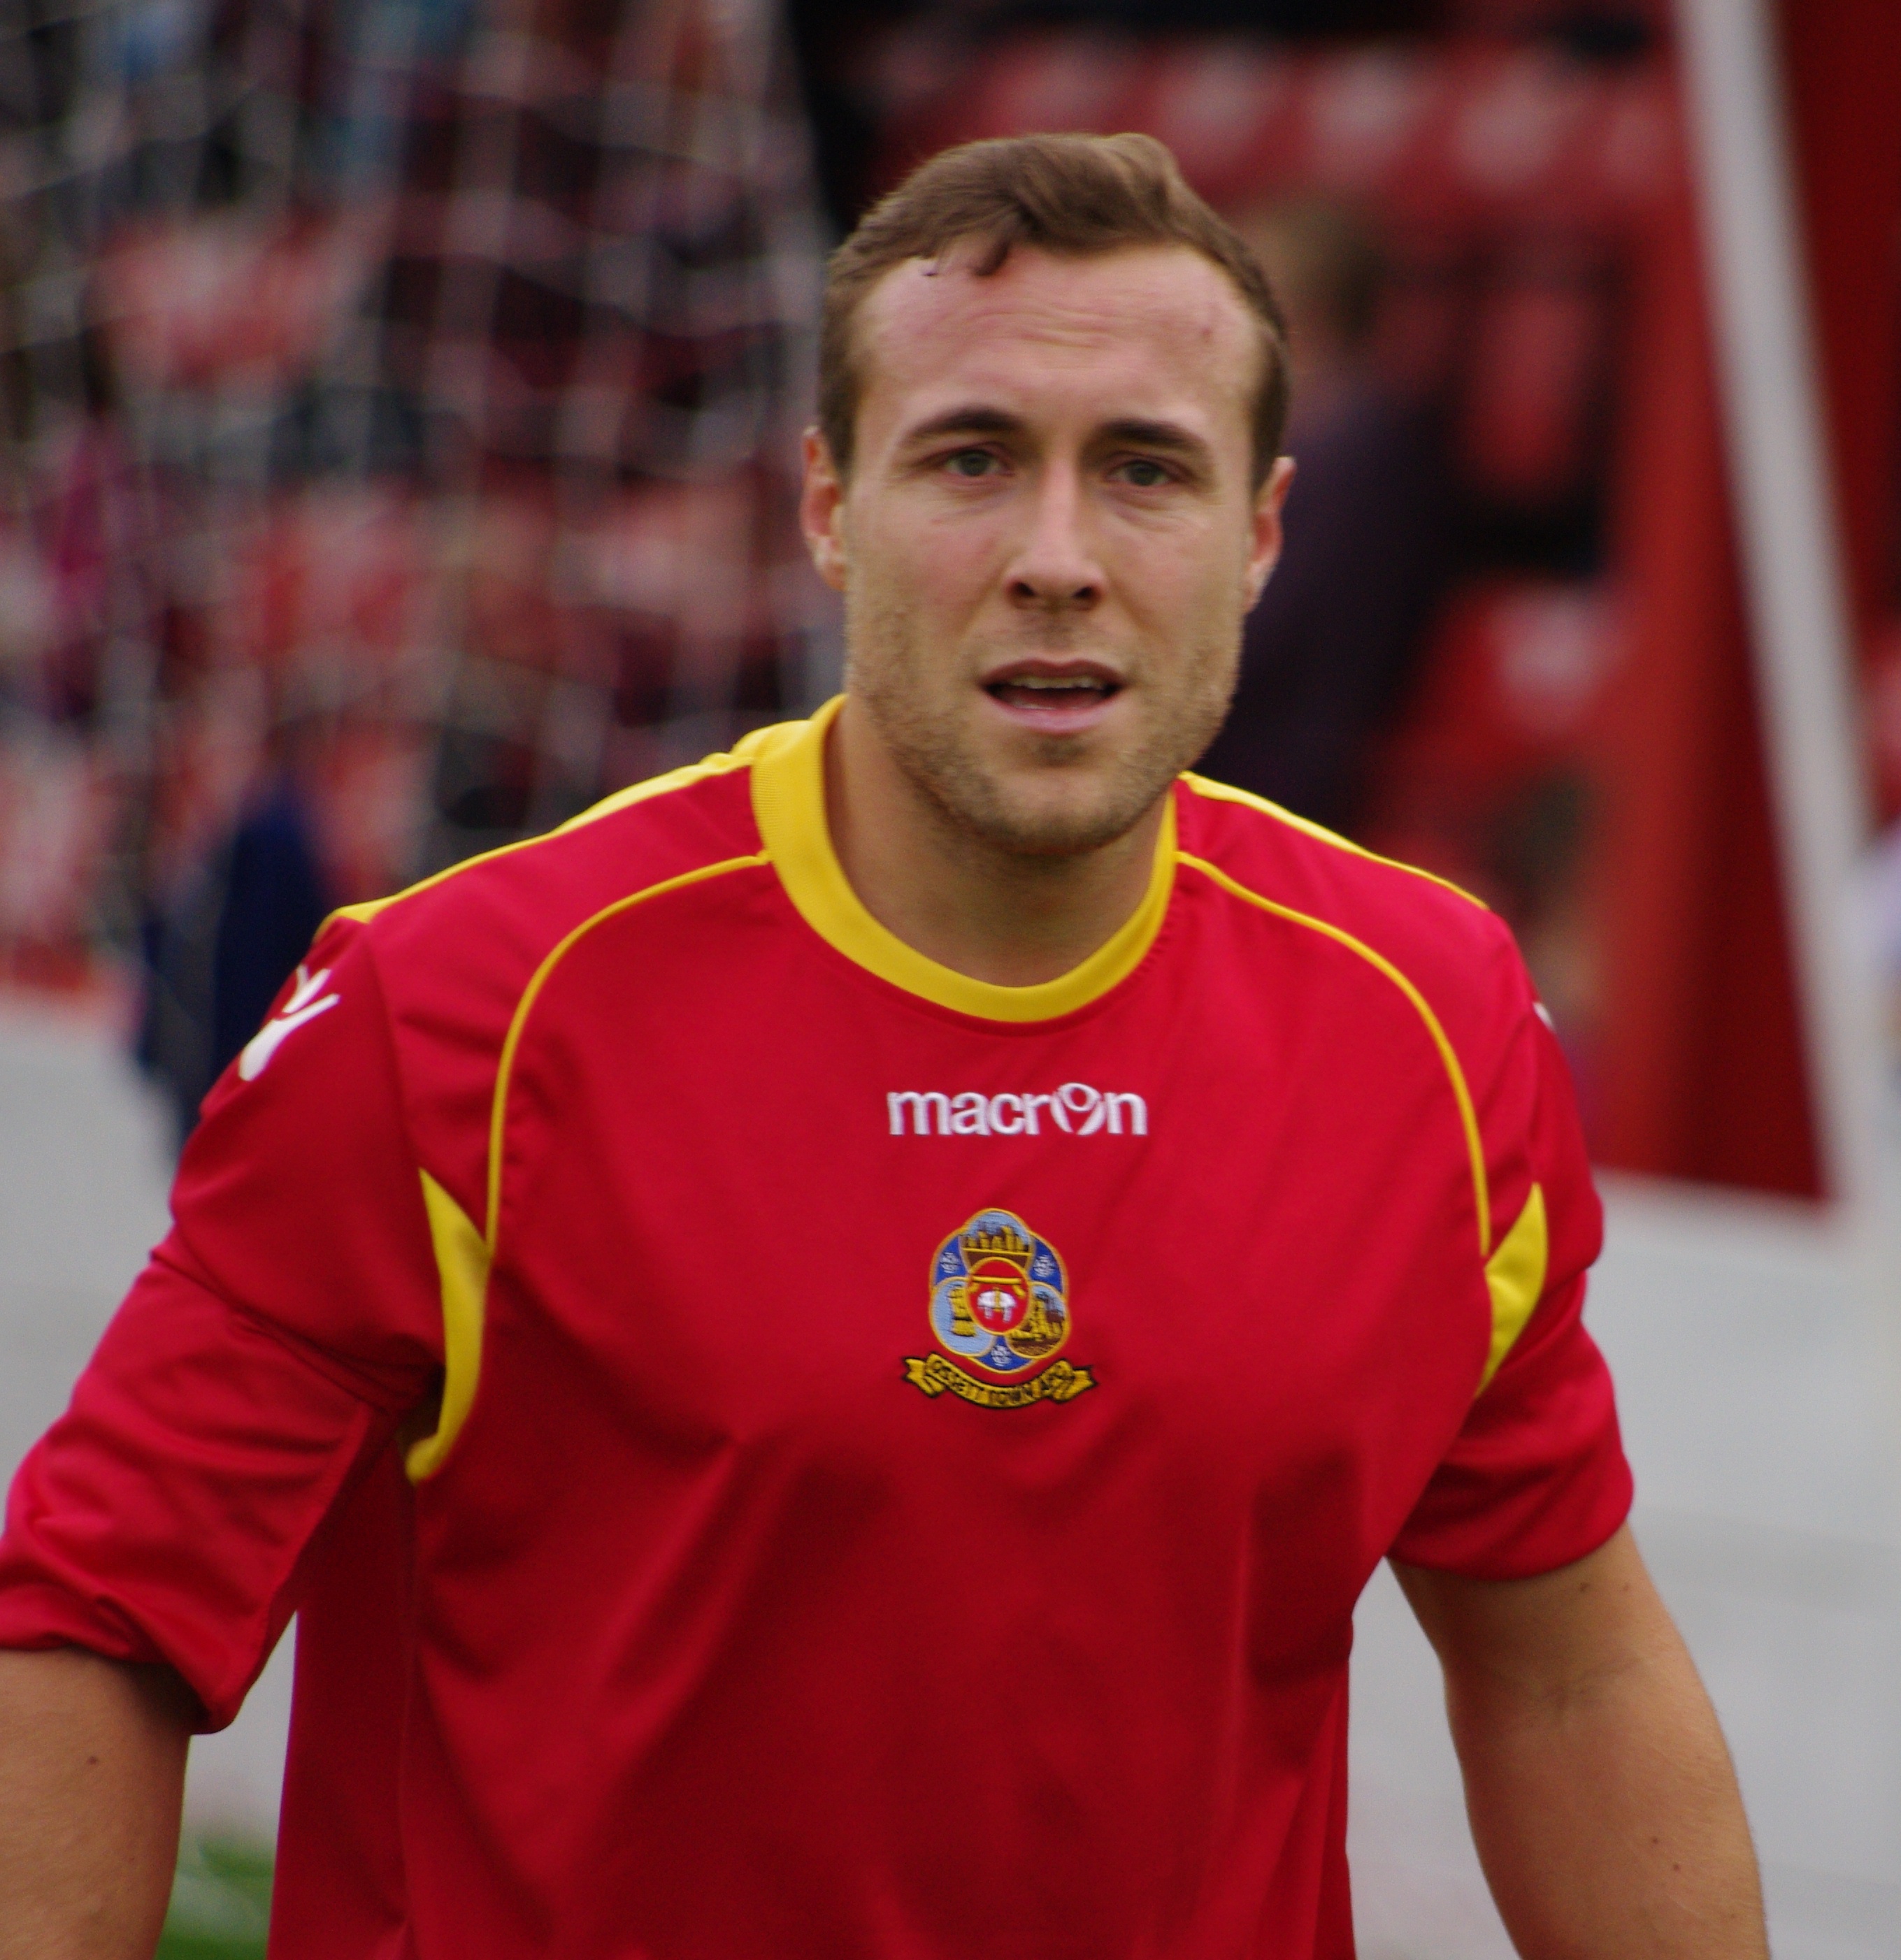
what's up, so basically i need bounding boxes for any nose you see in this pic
[1005,463,1103,612]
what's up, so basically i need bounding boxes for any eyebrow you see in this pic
[895,405,1027,447]
[1096,418,1210,461]
[894,408,1213,464]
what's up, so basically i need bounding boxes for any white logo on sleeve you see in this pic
[238,965,340,1080]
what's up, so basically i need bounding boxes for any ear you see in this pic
[800,426,849,592]
[1243,455,1296,610]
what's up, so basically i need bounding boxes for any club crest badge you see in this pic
[903,1209,1096,1408]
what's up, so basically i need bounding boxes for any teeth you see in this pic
[1001,676,1104,691]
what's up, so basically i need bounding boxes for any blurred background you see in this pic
[1,0,1898,1954]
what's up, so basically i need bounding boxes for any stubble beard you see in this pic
[846,584,1240,861]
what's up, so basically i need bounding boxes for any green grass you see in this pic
[155,1833,273,1960]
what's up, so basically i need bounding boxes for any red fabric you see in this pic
[0,1255,408,1726]
[0,736,1628,1958]
[273,1441,417,1957]
[1776,0,1901,699]
[1594,169,1821,1195]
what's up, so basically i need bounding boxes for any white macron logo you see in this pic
[887,1083,1147,1137]
[238,964,340,1081]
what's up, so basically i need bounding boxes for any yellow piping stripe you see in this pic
[1181,773,1488,911]
[484,854,768,1248]
[407,1170,491,1480]
[1178,851,1491,1258]
[405,851,767,1480]
[329,734,772,1478]
[322,744,760,932]
[1479,1183,1547,1395]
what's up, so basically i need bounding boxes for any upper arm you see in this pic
[1393,1525,1681,1706]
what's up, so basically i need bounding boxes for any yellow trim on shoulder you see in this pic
[1177,851,1491,1259]
[326,733,773,1479]
[1181,773,1487,911]
[407,1170,492,1481]
[1479,1183,1547,1394]
[403,849,768,1478]
[752,697,1175,1023]
[410,851,765,1478]
[485,853,768,1246]
[324,742,760,930]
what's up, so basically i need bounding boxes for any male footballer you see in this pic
[0,133,1765,1959]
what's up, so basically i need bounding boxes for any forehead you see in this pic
[852,244,1259,445]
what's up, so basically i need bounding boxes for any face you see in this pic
[802,243,1293,858]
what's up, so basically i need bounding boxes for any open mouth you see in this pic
[983,668,1122,713]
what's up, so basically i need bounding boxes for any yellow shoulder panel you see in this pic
[1177,851,1492,1260]
[323,739,760,931]
[1179,774,1487,910]
[407,1169,492,1481]
[1478,1183,1548,1394]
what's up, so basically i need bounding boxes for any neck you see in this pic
[825,699,1165,988]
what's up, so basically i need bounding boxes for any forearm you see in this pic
[1445,1629,1765,1959]
[0,1647,191,1960]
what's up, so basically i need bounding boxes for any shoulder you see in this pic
[321,726,784,1010]
[1173,772,1523,1023]
[1174,773,1586,1273]
[266,725,796,1226]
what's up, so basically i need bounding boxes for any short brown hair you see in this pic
[819,133,1291,489]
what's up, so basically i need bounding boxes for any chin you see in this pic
[945,774,1150,859]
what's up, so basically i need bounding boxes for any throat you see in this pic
[896,842,1152,988]
[825,700,1165,988]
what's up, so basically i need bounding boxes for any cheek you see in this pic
[853,502,1000,616]
[1121,533,1251,640]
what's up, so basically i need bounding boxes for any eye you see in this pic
[944,448,1000,478]
[1114,457,1175,489]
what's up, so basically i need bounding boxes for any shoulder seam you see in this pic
[322,747,756,931]
[1179,773,1488,910]
[1178,849,1492,1260]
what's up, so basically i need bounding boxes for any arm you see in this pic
[1393,1525,1767,1960]
[0,928,443,1957]
[0,1647,192,1960]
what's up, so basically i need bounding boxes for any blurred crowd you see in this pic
[3,0,1894,1187]
[1,0,823,1136]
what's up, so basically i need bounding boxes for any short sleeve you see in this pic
[1389,989,1634,1580]
[0,922,444,1724]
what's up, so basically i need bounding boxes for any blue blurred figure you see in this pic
[138,734,333,1148]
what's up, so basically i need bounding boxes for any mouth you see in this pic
[981,661,1124,723]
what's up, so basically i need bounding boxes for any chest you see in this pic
[477,921,1491,1552]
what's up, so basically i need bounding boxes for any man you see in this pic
[0,134,1765,1959]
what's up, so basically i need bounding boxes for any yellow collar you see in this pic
[747,697,1175,1023]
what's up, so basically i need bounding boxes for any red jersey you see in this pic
[0,699,1629,1959]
